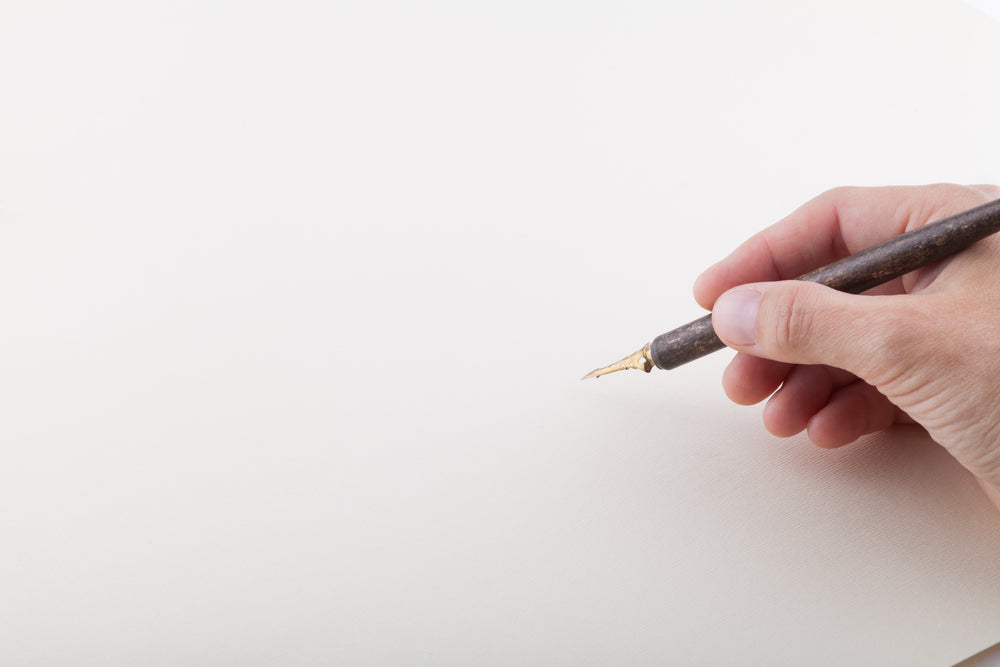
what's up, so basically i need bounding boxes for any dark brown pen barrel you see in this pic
[650,315,724,370]
[650,197,1000,370]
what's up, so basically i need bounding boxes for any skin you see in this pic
[695,184,1000,511]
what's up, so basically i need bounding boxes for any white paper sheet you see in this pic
[1,1,999,664]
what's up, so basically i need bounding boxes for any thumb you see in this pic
[711,281,917,380]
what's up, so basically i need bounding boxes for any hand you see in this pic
[695,184,1000,511]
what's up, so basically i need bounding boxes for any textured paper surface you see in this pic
[1,1,999,664]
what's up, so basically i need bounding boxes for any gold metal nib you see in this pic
[581,344,654,380]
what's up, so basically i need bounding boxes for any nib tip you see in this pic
[580,344,654,380]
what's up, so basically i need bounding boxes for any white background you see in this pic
[2,1,1000,664]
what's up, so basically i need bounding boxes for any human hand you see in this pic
[694,184,1000,510]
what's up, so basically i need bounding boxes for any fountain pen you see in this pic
[583,197,1000,379]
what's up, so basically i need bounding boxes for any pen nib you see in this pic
[581,344,654,380]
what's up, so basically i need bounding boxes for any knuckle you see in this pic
[761,284,814,355]
[816,185,856,207]
[822,185,853,199]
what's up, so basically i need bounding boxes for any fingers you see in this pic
[724,348,905,448]
[721,354,791,405]
[806,381,900,448]
[694,190,844,309]
[711,280,924,385]
[762,365,838,437]
[704,184,1000,461]
[694,184,996,310]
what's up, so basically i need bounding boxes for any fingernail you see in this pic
[712,288,761,346]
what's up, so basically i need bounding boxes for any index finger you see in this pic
[692,184,994,310]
